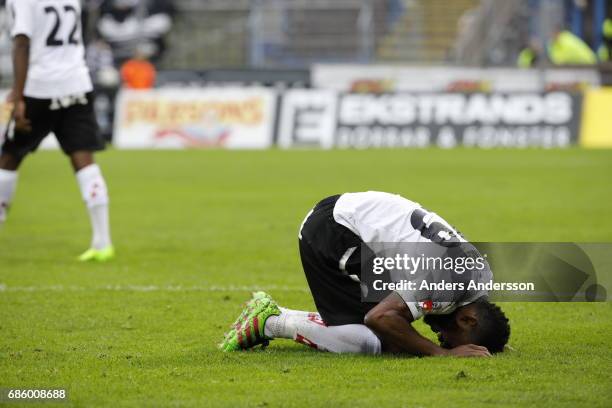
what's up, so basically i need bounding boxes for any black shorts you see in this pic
[1,92,104,160]
[299,195,376,326]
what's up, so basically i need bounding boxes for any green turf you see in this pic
[0,148,611,407]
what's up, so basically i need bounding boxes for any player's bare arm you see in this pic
[364,292,491,357]
[11,34,31,133]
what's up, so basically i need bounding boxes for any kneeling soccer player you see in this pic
[220,192,510,357]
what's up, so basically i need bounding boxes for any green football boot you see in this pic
[78,246,115,262]
[219,291,280,352]
[227,291,270,330]
[219,292,268,347]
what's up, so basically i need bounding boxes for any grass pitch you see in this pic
[1,148,611,407]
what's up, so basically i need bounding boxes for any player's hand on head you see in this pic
[446,344,492,357]
[13,99,31,133]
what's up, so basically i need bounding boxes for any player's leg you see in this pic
[264,305,381,354]
[0,97,53,226]
[0,153,20,224]
[278,196,381,353]
[70,151,113,261]
[220,196,382,354]
[259,235,380,354]
[220,292,381,354]
[54,92,113,261]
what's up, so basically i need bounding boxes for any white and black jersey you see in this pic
[7,0,93,98]
[298,192,491,326]
[333,191,464,244]
[2,0,103,159]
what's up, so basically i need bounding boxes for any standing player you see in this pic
[0,0,113,261]
[220,192,510,356]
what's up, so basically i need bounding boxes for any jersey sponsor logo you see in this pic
[418,300,454,314]
[419,300,434,312]
[49,94,88,111]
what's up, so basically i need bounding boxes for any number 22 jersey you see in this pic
[7,0,93,99]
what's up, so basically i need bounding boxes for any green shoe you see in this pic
[220,292,270,347]
[229,291,272,329]
[78,246,115,262]
[219,292,280,352]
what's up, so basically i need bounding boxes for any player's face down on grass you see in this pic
[424,301,511,353]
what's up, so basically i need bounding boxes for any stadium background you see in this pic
[0,1,611,407]
[0,0,611,149]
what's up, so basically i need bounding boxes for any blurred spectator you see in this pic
[97,0,176,66]
[598,18,612,62]
[120,45,157,89]
[82,1,106,44]
[547,28,597,65]
[517,39,543,68]
[86,40,121,143]
[87,40,120,88]
[386,0,405,28]
[517,48,536,68]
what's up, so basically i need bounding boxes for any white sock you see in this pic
[76,164,111,249]
[0,169,18,224]
[265,308,381,355]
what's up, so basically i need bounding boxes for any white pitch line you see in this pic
[0,284,309,293]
